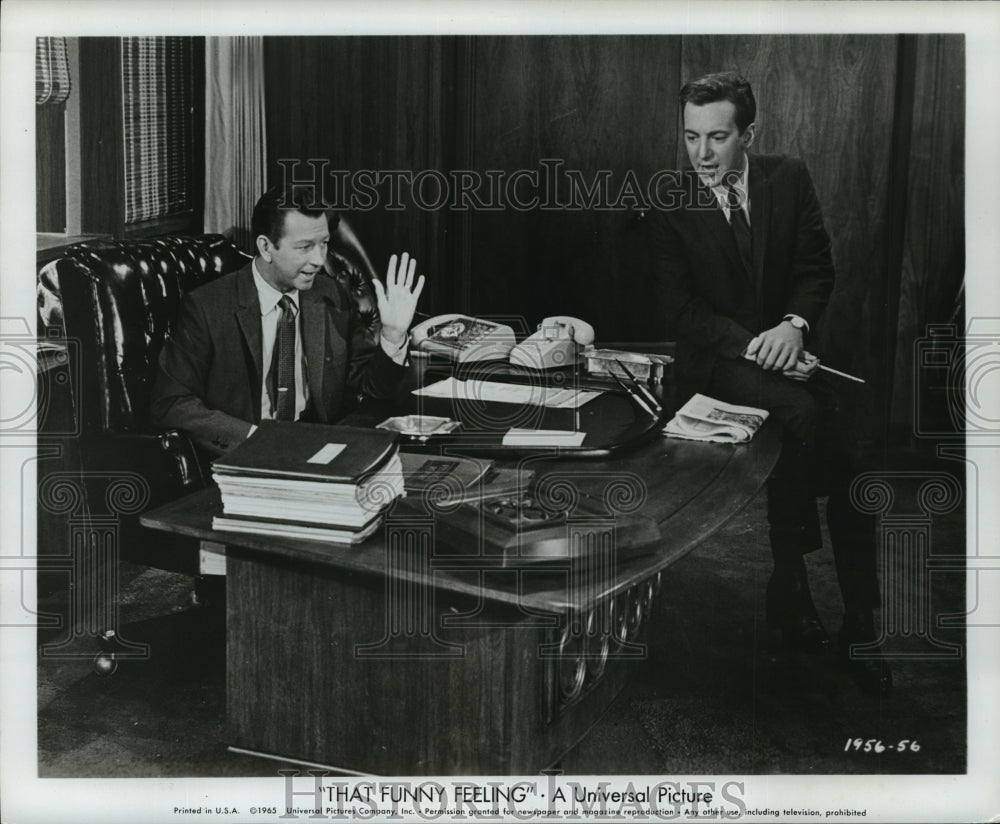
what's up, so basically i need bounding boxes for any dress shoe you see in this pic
[839,609,893,699]
[765,560,832,654]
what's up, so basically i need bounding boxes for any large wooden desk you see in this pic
[141,400,780,775]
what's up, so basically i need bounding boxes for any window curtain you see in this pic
[204,37,267,252]
[35,37,70,106]
[36,37,71,105]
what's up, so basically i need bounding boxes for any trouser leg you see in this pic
[703,357,890,693]
[826,473,881,610]
[705,358,824,560]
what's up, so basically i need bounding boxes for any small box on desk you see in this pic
[584,348,674,384]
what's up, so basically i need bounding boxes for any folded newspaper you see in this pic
[663,393,769,443]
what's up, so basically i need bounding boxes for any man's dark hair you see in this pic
[250,184,330,247]
[679,72,757,133]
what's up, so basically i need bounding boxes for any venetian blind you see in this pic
[121,37,195,224]
[36,37,71,105]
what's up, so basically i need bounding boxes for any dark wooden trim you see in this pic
[79,38,123,235]
[439,35,477,314]
[36,103,67,233]
[79,37,124,237]
[122,210,200,239]
[878,34,918,447]
[36,232,111,266]
[189,37,206,234]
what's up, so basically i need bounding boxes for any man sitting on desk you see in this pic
[151,184,426,455]
[650,72,890,697]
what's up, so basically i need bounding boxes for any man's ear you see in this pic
[255,235,272,262]
[742,122,756,148]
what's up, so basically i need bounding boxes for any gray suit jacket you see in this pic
[151,262,406,454]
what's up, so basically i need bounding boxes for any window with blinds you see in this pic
[121,37,196,224]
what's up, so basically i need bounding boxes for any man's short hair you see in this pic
[250,184,331,247]
[679,72,757,133]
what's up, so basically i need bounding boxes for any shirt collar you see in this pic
[251,260,300,315]
[711,155,750,208]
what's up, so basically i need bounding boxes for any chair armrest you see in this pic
[78,429,209,508]
[154,429,208,491]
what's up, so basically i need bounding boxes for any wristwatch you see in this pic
[783,314,807,331]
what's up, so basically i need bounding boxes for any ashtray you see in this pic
[376,415,462,441]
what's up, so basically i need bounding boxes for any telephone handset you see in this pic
[410,313,517,363]
[509,315,596,370]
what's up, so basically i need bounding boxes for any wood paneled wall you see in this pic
[264,36,463,313]
[892,35,965,431]
[467,36,680,341]
[263,34,964,443]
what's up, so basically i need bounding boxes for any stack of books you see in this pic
[211,421,404,544]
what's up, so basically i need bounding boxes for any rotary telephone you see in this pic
[409,314,517,363]
[410,314,594,368]
[509,315,595,369]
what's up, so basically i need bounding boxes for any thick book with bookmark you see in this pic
[212,421,404,532]
[212,420,399,483]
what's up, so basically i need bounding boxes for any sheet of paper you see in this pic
[413,376,600,409]
[306,442,347,464]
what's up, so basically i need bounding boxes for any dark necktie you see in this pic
[727,185,753,277]
[271,294,297,421]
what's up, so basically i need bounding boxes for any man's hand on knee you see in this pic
[745,320,805,372]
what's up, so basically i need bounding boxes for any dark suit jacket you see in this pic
[650,154,834,392]
[150,262,406,454]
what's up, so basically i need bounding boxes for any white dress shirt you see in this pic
[710,158,751,227]
[250,260,409,426]
[253,262,308,421]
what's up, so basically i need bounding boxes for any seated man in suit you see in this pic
[650,72,890,697]
[151,184,425,455]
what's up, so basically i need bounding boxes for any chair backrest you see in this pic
[45,235,251,435]
[324,213,382,341]
[40,216,382,436]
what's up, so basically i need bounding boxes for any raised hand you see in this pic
[372,252,426,345]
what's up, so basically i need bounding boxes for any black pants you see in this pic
[705,358,880,609]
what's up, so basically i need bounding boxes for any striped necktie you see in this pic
[271,294,297,421]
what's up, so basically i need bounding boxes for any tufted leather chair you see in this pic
[38,216,383,574]
[39,235,251,573]
[325,213,382,341]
